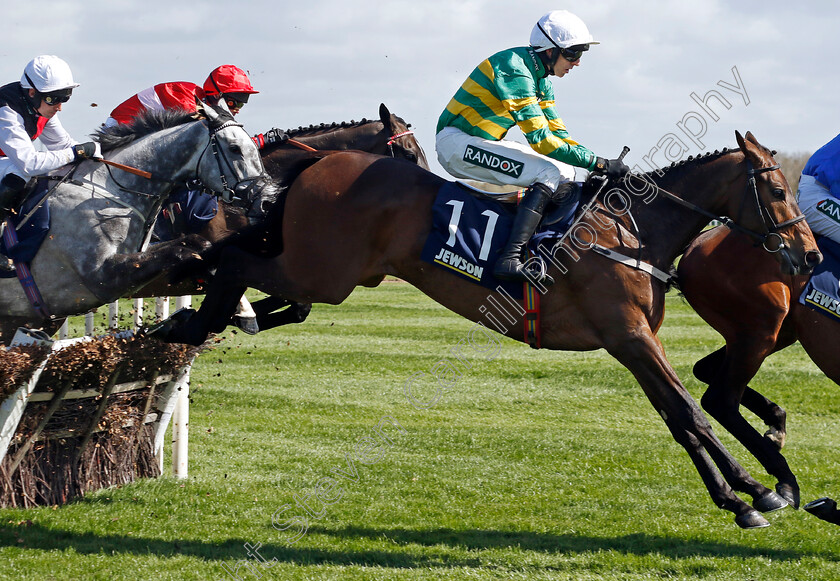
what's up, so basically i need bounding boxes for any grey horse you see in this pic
[0,102,275,343]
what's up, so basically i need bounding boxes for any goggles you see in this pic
[224,92,250,110]
[42,89,73,106]
[557,44,589,62]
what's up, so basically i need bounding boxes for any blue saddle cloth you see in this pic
[799,237,840,322]
[420,182,580,299]
[0,180,51,278]
[152,188,218,242]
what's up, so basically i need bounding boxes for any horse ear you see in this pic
[744,131,758,145]
[379,103,392,128]
[735,130,746,152]
[199,99,220,123]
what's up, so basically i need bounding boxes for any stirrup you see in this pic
[494,257,555,287]
[0,255,14,273]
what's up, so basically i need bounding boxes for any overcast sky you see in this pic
[3,0,838,177]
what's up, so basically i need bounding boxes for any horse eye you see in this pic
[229,144,242,154]
[772,188,785,199]
[404,152,417,163]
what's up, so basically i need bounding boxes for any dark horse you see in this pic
[136,103,427,331]
[678,224,837,514]
[181,103,428,245]
[160,131,820,528]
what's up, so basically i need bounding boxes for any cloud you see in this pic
[2,0,838,173]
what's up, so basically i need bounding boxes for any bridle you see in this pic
[624,160,806,253]
[385,130,415,157]
[194,118,267,207]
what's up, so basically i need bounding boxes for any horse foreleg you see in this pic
[92,235,210,303]
[241,295,312,331]
[697,333,800,507]
[607,330,779,527]
[255,302,312,331]
[232,296,259,335]
[160,246,270,345]
[250,295,295,317]
[694,346,788,450]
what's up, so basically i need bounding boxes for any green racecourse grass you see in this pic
[1,283,838,580]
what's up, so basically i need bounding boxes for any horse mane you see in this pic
[94,108,204,152]
[269,116,412,139]
[643,148,737,182]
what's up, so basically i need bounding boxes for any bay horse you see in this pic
[677,224,837,513]
[138,103,428,332]
[0,102,274,344]
[159,131,819,528]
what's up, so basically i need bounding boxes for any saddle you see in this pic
[799,236,840,322]
[0,177,52,278]
[420,181,585,298]
[459,180,583,231]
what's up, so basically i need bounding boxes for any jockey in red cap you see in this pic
[202,65,259,117]
[105,65,258,126]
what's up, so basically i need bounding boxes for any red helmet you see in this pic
[203,65,258,97]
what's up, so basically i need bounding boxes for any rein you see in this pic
[625,161,806,253]
[287,139,318,153]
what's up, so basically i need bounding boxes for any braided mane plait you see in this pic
[282,118,377,138]
[644,148,734,179]
[643,148,735,179]
[94,109,198,152]
[276,116,412,139]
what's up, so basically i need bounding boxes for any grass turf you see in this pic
[0,283,838,580]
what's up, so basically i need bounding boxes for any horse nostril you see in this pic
[806,250,823,268]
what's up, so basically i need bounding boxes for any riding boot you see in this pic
[0,174,27,273]
[493,182,554,285]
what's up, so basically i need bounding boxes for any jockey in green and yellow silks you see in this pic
[437,46,597,171]
[436,10,629,286]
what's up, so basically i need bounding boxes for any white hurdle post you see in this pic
[171,295,191,479]
[53,296,192,479]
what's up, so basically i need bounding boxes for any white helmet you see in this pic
[529,10,599,51]
[20,55,80,93]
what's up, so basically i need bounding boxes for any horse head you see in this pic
[196,101,277,223]
[379,103,429,169]
[733,130,821,275]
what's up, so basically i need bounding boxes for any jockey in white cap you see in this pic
[436,10,629,285]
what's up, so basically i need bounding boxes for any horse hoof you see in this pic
[804,497,840,524]
[735,510,771,529]
[775,482,800,509]
[147,308,197,343]
[753,491,789,513]
[233,316,259,335]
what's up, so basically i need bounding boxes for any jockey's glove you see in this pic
[253,128,290,149]
[594,156,630,182]
[73,141,103,161]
